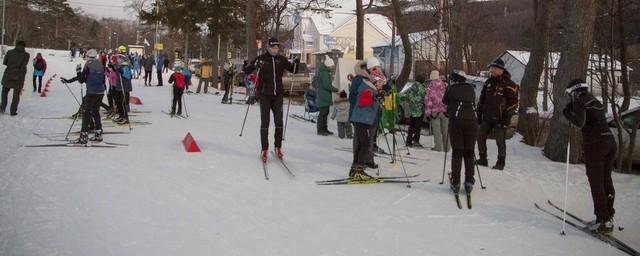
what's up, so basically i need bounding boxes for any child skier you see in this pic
[169,66,186,116]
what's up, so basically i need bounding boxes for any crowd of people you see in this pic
[0,38,619,235]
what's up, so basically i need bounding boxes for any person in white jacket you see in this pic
[331,90,352,139]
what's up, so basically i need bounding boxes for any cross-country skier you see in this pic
[563,78,616,235]
[443,71,478,194]
[168,66,186,116]
[244,37,299,162]
[60,49,106,144]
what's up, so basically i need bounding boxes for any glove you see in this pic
[60,77,69,83]
[247,96,256,105]
[254,59,264,69]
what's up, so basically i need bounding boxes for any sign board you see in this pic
[155,43,164,50]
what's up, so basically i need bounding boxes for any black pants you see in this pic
[82,94,104,132]
[33,75,43,92]
[449,120,478,185]
[172,87,184,114]
[113,90,128,119]
[259,95,284,150]
[222,83,231,101]
[144,70,152,85]
[477,119,506,159]
[407,115,423,144]
[107,89,115,110]
[584,134,617,221]
[352,123,373,167]
[317,106,330,133]
[0,87,21,114]
[157,71,163,86]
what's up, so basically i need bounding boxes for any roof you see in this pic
[503,50,633,71]
[332,14,393,38]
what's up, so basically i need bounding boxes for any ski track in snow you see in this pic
[0,49,638,256]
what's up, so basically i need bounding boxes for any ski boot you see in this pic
[348,166,378,182]
[464,181,474,194]
[587,219,614,235]
[91,129,103,142]
[450,183,461,194]
[77,132,89,145]
[492,157,505,170]
[413,142,424,148]
[275,147,284,160]
[260,150,268,163]
[476,155,488,167]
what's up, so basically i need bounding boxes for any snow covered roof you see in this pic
[332,14,393,38]
[309,14,335,35]
[504,50,633,71]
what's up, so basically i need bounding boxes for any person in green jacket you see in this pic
[1,41,30,116]
[316,57,339,136]
[401,74,427,147]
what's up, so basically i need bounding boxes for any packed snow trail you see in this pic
[0,49,639,255]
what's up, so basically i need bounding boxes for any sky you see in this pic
[68,0,357,22]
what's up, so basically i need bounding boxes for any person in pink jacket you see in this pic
[425,70,449,152]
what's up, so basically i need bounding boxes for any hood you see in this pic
[14,45,26,53]
[36,53,43,60]
[353,61,369,79]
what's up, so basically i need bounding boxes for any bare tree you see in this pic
[518,0,555,145]
[246,0,258,60]
[544,0,597,162]
[447,0,465,71]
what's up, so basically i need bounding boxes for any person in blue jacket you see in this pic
[156,53,165,86]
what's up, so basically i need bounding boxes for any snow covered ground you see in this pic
[0,49,639,256]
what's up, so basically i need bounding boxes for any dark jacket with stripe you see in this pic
[477,72,519,124]
[245,53,298,96]
[443,82,477,122]
[563,91,611,144]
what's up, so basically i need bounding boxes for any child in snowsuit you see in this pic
[169,66,186,116]
[331,90,352,139]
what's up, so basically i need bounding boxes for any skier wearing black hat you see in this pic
[563,78,616,235]
[443,71,478,194]
[244,37,300,162]
[476,58,519,170]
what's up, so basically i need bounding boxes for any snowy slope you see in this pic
[0,48,639,256]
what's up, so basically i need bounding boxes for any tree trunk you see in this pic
[447,0,465,71]
[518,0,555,145]
[617,0,630,112]
[391,0,412,89]
[245,0,257,60]
[356,0,364,60]
[543,0,597,162]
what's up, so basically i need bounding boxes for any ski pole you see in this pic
[65,104,82,140]
[182,90,189,118]
[561,138,571,235]
[439,132,450,185]
[398,128,411,155]
[473,154,487,189]
[63,81,82,106]
[239,67,259,137]
[394,134,412,188]
[283,62,297,141]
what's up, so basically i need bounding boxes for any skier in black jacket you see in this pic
[244,37,299,162]
[563,78,616,235]
[443,71,478,194]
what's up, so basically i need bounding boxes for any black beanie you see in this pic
[567,78,586,88]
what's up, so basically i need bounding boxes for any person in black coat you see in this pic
[443,71,478,194]
[563,78,616,235]
[244,37,299,161]
[1,41,30,116]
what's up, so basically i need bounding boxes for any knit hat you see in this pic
[86,49,98,58]
[173,66,182,72]
[366,57,381,70]
[487,58,506,70]
[565,78,588,94]
[339,90,347,98]
[324,57,335,68]
[268,37,280,47]
[429,70,440,80]
[449,70,467,83]
[415,74,427,84]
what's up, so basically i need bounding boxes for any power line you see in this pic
[67,1,126,8]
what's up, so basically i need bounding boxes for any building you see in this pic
[371,30,448,78]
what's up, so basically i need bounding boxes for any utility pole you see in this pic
[1,0,5,59]
[154,1,159,57]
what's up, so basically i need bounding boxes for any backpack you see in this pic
[173,73,186,89]
[35,59,44,70]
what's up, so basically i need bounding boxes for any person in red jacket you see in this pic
[168,66,186,116]
[32,53,47,93]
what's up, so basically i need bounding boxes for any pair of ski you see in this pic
[23,141,123,148]
[453,192,472,209]
[289,114,316,123]
[316,174,430,186]
[161,110,188,119]
[535,200,638,256]
[262,151,294,180]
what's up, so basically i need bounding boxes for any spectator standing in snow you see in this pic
[476,58,519,170]
[563,78,616,235]
[32,53,47,93]
[443,71,478,195]
[143,54,155,86]
[331,90,352,139]
[401,74,426,147]
[316,57,339,136]
[1,41,30,116]
[156,53,165,86]
[425,70,449,152]
[244,37,299,162]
